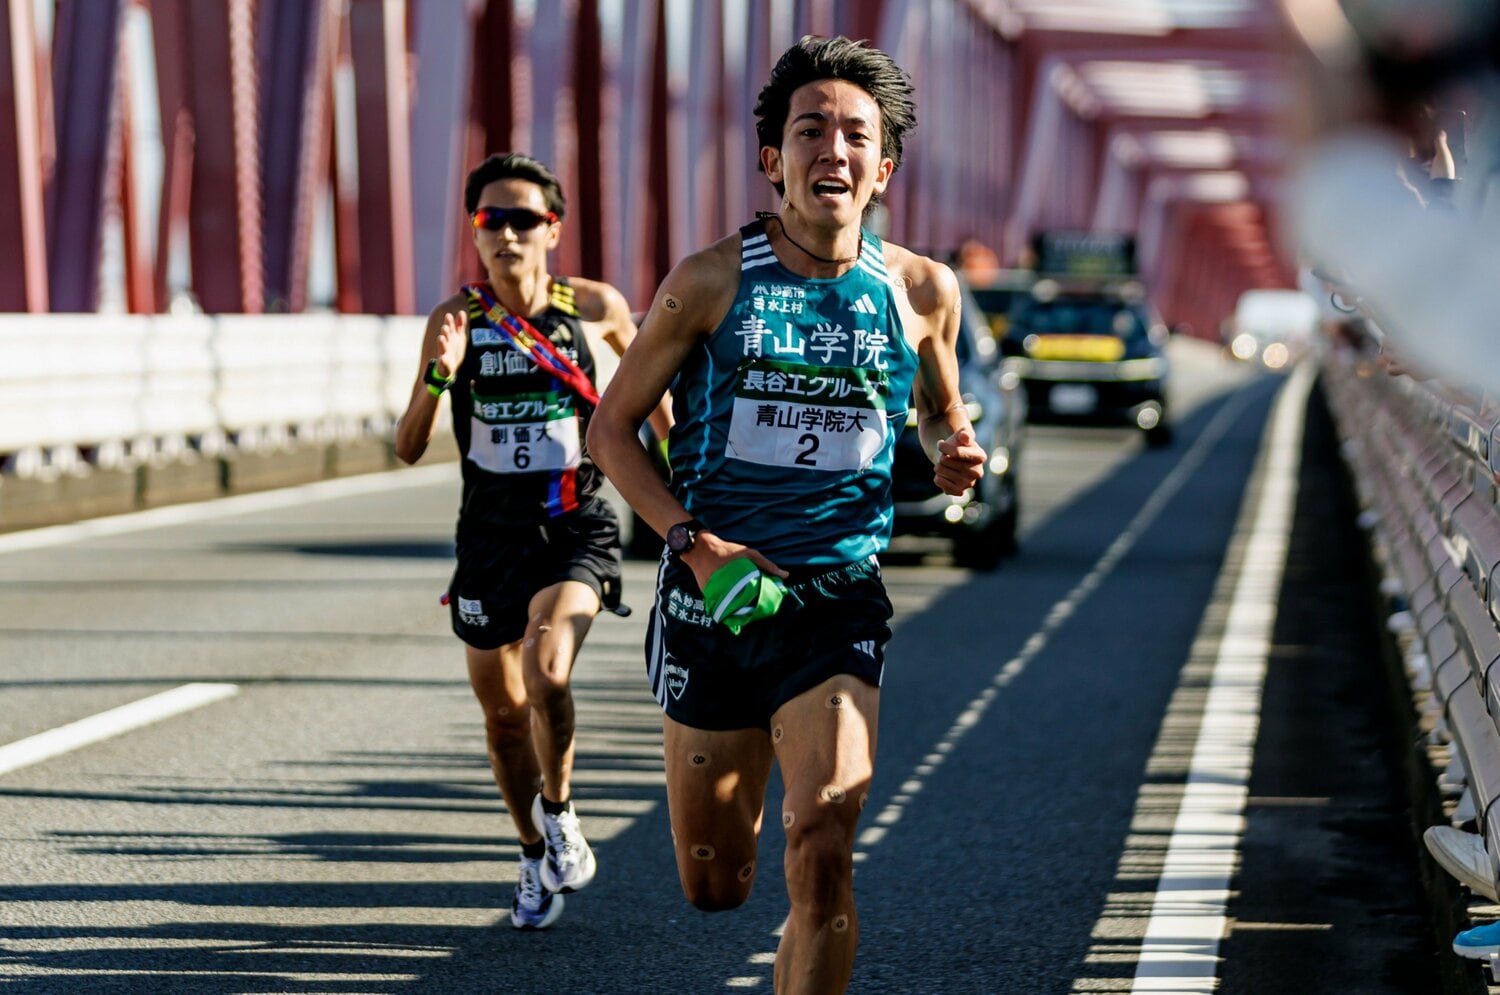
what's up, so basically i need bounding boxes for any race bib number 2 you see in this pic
[725,359,888,472]
[467,391,581,474]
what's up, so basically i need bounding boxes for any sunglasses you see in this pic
[470,206,557,232]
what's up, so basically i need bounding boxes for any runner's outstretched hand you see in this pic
[934,427,986,496]
[435,310,468,378]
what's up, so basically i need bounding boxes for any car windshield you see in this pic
[971,288,1019,318]
[955,317,973,364]
[1015,300,1144,338]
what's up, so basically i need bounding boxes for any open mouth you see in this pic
[811,179,850,199]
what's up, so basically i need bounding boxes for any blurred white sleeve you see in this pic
[1290,129,1500,393]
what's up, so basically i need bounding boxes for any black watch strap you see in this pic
[666,518,707,554]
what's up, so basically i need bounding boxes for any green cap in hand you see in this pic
[702,558,787,635]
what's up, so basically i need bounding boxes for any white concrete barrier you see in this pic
[0,313,431,479]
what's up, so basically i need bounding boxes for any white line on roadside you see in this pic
[1130,362,1312,994]
[0,682,241,776]
[724,375,1271,989]
[0,464,457,555]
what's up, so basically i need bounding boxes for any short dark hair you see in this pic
[463,153,567,219]
[753,36,916,195]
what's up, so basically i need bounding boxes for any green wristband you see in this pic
[424,359,454,396]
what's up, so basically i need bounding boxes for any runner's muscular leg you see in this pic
[465,641,542,844]
[771,675,879,995]
[663,715,774,910]
[522,579,600,804]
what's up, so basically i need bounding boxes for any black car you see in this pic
[1000,281,1173,447]
[967,269,1036,343]
[890,284,1027,569]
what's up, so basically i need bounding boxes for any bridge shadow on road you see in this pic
[0,661,797,992]
[9,374,1404,994]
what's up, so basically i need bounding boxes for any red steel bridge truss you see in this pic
[0,0,1296,336]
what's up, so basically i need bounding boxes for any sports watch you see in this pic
[666,519,708,555]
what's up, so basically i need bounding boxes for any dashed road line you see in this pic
[0,464,455,555]
[0,682,241,776]
[722,379,1265,989]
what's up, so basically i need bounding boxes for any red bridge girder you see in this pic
[0,0,1292,322]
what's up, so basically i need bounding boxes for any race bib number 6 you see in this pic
[725,358,889,472]
[466,390,581,474]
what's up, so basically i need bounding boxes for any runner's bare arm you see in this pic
[395,293,468,464]
[575,277,675,444]
[897,254,985,496]
[587,241,787,588]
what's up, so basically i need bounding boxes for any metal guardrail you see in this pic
[1322,341,1500,899]
[0,313,431,481]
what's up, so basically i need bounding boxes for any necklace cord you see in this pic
[757,212,860,266]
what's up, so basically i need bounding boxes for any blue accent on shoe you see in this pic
[511,855,565,930]
[1453,920,1500,959]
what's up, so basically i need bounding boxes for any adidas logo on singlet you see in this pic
[849,293,877,315]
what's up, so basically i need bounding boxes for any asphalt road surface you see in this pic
[0,340,1438,993]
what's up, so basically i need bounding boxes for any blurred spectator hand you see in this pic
[1292,129,1500,395]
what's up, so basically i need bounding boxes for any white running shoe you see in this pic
[1425,825,1499,902]
[531,794,598,894]
[511,854,564,930]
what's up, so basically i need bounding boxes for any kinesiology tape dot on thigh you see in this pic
[691,844,715,860]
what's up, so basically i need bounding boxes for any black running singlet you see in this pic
[450,278,602,525]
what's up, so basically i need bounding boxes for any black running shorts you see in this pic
[644,553,891,730]
[449,496,622,650]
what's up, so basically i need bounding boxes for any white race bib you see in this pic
[724,360,888,472]
[466,391,582,474]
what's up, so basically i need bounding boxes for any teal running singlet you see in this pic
[668,217,919,565]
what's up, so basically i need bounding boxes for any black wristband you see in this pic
[424,359,454,395]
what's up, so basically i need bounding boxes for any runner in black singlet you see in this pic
[395,153,670,930]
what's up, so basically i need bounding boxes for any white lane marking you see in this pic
[0,464,456,555]
[1131,362,1311,993]
[855,384,1261,852]
[726,376,1268,986]
[0,682,240,776]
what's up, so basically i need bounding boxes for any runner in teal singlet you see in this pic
[395,153,669,931]
[589,37,985,994]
